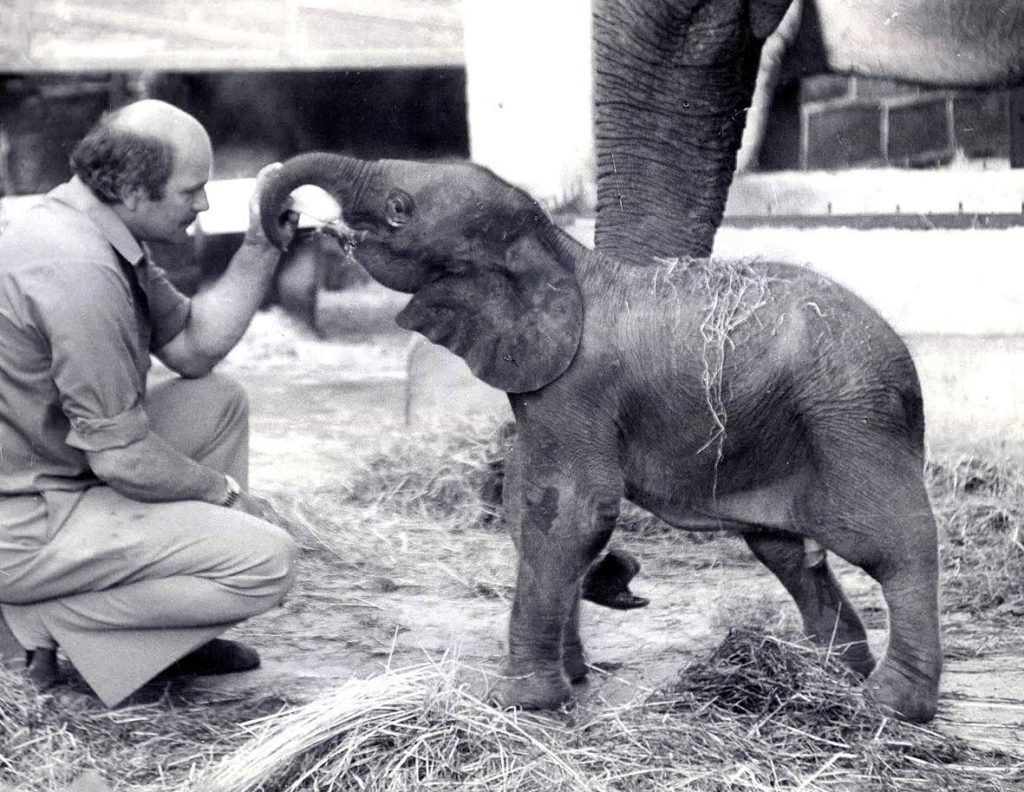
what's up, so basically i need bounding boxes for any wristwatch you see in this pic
[220,474,242,508]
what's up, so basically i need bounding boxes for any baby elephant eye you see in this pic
[385,190,414,227]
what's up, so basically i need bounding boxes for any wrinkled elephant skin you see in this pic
[808,0,1024,85]
[259,154,943,723]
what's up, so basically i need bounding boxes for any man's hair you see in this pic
[70,112,175,204]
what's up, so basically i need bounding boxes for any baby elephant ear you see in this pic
[395,234,583,393]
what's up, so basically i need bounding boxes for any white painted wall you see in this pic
[462,0,596,209]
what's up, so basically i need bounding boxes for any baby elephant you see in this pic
[259,154,942,722]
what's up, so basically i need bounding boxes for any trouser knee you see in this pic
[201,372,250,434]
[231,526,299,615]
[269,530,299,597]
[146,371,252,483]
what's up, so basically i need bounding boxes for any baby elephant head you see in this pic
[259,153,583,393]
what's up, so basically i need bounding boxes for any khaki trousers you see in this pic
[0,372,297,706]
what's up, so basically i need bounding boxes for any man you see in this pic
[0,99,299,706]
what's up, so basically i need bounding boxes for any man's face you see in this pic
[127,132,212,244]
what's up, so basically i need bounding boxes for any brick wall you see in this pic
[799,75,1014,170]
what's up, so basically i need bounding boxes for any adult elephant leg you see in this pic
[742,530,875,677]
[803,443,942,723]
[593,0,792,261]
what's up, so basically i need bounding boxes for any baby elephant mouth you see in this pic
[319,217,365,247]
[314,217,367,271]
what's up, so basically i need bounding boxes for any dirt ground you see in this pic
[168,309,1024,764]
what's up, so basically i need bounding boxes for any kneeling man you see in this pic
[0,99,298,706]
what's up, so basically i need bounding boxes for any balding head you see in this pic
[70,99,212,205]
[107,99,208,147]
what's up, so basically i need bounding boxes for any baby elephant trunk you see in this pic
[259,152,366,249]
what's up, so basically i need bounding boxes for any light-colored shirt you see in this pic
[0,176,191,497]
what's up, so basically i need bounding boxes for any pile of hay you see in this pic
[191,660,579,792]
[0,663,289,791]
[192,628,1021,792]
[639,627,1005,790]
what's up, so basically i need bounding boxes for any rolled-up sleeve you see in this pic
[66,403,150,451]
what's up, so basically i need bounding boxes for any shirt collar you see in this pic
[48,176,145,266]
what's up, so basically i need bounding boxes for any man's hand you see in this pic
[234,491,267,518]
[245,162,299,249]
[233,491,292,530]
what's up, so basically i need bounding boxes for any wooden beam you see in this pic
[0,0,34,68]
[30,1,285,51]
[3,0,464,70]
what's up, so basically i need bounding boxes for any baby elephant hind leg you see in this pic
[807,449,942,723]
[742,530,876,678]
[561,595,588,684]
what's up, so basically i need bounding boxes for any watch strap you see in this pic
[220,474,242,508]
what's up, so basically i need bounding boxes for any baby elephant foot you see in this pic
[863,661,939,723]
[487,668,572,711]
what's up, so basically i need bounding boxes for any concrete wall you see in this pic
[462,0,594,209]
[724,168,1024,217]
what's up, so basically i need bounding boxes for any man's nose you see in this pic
[193,189,210,212]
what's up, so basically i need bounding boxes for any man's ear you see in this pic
[118,185,144,210]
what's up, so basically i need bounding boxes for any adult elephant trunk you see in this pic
[258,152,368,250]
[593,0,791,262]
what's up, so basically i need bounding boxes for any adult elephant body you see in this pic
[794,0,1024,86]
[259,153,942,722]
[593,0,1024,261]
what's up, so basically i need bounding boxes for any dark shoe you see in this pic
[24,648,59,690]
[161,639,261,678]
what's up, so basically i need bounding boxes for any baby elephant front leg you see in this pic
[489,483,615,710]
